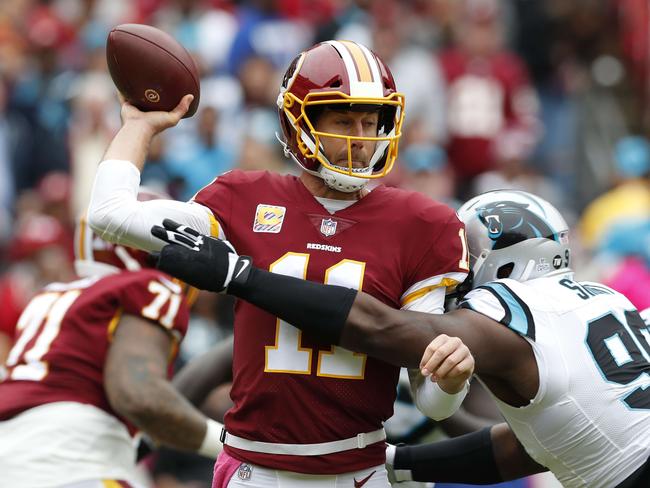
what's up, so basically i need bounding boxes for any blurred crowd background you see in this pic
[0,0,649,487]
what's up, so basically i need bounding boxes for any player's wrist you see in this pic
[438,377,471,394]
[226,255,254,294]
[121,119,157,139]
[197,418,224,458]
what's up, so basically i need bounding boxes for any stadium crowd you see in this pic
[1,0,649,487]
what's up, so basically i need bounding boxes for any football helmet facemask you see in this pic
[277,40,405,193]
[457,190,570,288]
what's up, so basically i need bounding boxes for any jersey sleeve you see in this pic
[114,270,190,342]
[401,209,469,311]
[460,281,536,340]
[88,159,215,251]
[191,170,245,240]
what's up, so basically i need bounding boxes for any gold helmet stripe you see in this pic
[339,40,374,83]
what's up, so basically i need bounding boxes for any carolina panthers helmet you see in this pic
[74,187,163,278]
[457,190,570,288]
[277,40,405,193]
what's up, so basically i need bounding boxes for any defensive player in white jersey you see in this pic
[153,190,650,488]
[642,308,650,327]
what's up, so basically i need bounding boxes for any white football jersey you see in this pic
[461,272,650,488]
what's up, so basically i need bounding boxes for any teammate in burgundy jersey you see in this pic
[0,217,224,488]
[87,40,473,487]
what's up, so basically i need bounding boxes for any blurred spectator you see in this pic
[10,3,77,190]
[473,129,570,219]
[68,50,120,217]
[141,134,178,197]
[370,2,447,148]
[218,54,284,171]
[395,142,457,206]
[0,213,74,346]
[165,106,236,201]
[153,0,238,75]
[37,171,74,227]
[604,255,650,312]
[440,0,540,199]
[0,79,14,243]
[579,136,650,250]
[226,0,313,76]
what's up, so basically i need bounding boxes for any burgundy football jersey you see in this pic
[0,269,190,427]
[193,170,467,473]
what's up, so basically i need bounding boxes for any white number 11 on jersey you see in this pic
[265,252,367,379]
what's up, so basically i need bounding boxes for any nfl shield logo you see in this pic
[238,463,252,480]
[320,218,337,237]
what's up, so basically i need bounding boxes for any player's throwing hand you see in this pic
[420,334,474,394]
[120,94,194,137]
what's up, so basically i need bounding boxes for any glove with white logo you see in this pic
[151,219,252,293]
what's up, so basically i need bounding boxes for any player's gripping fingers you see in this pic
[419,334,450,364]
[446,356,475,381]
[420,334,456,377]
[169,94,194,122]
[434,345,473,380]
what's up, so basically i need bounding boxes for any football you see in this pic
[106,24,200,118]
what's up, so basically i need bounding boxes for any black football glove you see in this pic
[151,219,252,293]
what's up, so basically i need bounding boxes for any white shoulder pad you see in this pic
[460,281,536,340]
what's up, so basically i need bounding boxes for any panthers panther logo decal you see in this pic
[477,201,557,250]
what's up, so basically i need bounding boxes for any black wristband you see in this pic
[227,266,357,345]
[395,427,503,484]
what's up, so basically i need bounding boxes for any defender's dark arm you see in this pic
[173,335,233,407]
[392,422,547,484]
[229,267,526,375]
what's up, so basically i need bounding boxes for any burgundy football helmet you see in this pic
[277,40,405,192]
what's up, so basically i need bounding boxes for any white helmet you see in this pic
[457,190,570,288]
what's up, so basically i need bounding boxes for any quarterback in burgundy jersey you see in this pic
[192,169,467,474]
[0,215,223,487]
[87,40,472,487]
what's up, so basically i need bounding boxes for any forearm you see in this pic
[229,268,437,368]
[106,316,223,457]
[173,336,233,406]
[103,121,155,171]
[392,427,502,484]
[228,267,358,345]
[120,376,210,451]
[341,293,437,368]
[88,160,213,251]
[391,423,546,484]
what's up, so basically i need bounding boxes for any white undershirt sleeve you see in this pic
[401,287,469,420]
[87,159,216,252]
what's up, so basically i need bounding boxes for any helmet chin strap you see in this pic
[320,166,369,193]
